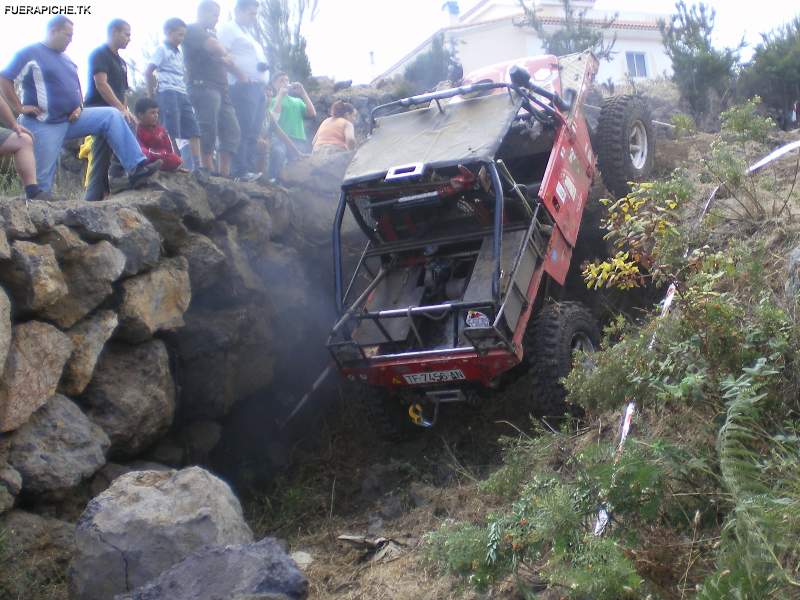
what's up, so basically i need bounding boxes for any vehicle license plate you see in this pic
[402,369,466,385]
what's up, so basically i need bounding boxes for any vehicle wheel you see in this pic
[522,301,600,417]
[348,383,422,442]
[596,95,655,198]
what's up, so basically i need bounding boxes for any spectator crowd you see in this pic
[0,0,356,201]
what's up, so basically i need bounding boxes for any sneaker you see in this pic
[128,159,163,188]
[234,171,262,183]
[28,190,54,201]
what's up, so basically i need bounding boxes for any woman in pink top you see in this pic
[312,101,357,155]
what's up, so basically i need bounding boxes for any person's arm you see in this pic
[267,111,302,158]
[223,55,248,83]
[203,34,227,59]
[217,25,248,83]
[344,121,356,150]
[0,92,32,138]
[0,76,41,118]
[93,72,134,122]
[270,88,286,120]
[145,64,157,98]
[295,83,316,119]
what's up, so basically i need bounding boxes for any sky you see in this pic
[0,0,797,90]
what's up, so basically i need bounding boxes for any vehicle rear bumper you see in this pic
[339,347,520,388]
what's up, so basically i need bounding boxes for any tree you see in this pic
[516,0,617,61]
[403,33,453,92]
[256,0,318,83]
[738,17,800,130]
[659,1,741,121]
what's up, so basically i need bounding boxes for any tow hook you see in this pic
[408,403,434,428]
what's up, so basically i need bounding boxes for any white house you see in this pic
[374,0,672,86]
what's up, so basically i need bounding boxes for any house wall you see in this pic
[453,22,671,83]
[377,8,673,84]
[599,31,673,82]
[452,22,532,72]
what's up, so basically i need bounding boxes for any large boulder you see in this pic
[39,240,127,329]
[121,179,216,228]
[116,537,308,600]
[69,467,253,600]
[0,240,69,313]
[280,151,352,196]
[198,177,249,217]
[175,304,274,420]
[61,310,119,396]
[39,224,88,257]
[0,228,10,260]
[8,394,109,494]
[117,256,191,342]
[222,199,273,259]
[0,287,10,371]
[175,232,225,291]
[81,340,175,458]
[0,198,37,239]
[62,204,161,276]
[0,462,21,513]
[0,321,73,433]
[207,222,266,297]
[88,460,170,497]
[179,420,222,464]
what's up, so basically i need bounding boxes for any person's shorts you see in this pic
[188,83,240,155]
[157,89,200,140]
[0,126,13,146]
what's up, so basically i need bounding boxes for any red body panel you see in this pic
[542,225,573,286]
[540,112,595,247]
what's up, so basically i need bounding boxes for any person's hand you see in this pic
[289,82,304,95]
[68,106,82,123]
[20,105,42,117]
[13,123,33,139]
[121,107,136,125]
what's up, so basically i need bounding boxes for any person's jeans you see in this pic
[85,135,112,201]
[157,89,200,140]
[22,107,146,193]
[230,82,266,176]
[269,135,287,180]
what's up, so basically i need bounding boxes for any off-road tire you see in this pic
[349,383,421,442]
[596,95,655,198]
[523,301,600,417]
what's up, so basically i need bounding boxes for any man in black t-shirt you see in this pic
[183,0,242,177]
[84,19,135,201]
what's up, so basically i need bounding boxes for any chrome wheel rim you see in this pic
[629,120,648,170]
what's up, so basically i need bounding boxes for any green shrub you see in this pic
[719,96,776,144]
[671,113,697,138]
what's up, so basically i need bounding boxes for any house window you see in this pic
[626,52,648,78]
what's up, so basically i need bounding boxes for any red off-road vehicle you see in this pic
[327,52,654,437]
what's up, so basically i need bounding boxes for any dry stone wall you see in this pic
[0,163,350,515]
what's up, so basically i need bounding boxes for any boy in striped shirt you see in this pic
[145,18,201,170]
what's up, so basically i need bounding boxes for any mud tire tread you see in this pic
[596,94,655,198]
[522,301,600,417]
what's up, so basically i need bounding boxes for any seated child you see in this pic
[134,97,182,171]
